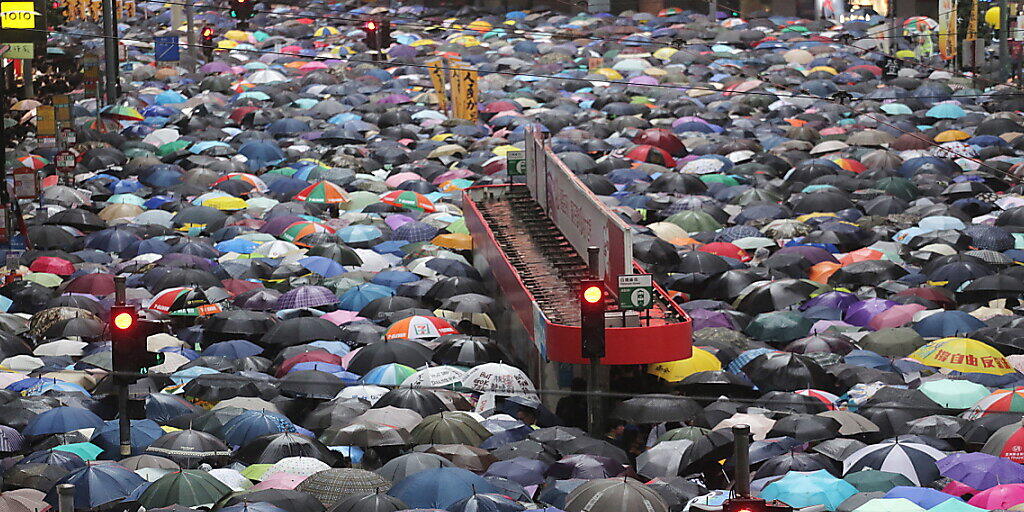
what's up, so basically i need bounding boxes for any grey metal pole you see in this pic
[21,59,33,98]
[1000,0,1011,81]
[585,245,602,437]
[114,276,131,456]
[709,0,717,17]
[185,0,197,71]
[733,425,751,497]
[57,484,75,512]
[101,0,118,103]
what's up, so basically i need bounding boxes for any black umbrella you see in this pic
[742,353,835,392]
[767,414,841,442]
[221,490,326,512]
[331,492,406,512]
[145,429,232,468]
[371,388,446,417]
[431,336,507,366]
[261,317,346,348]
[235,432,339,465]
[279,370,345,399]
[346,340,433,374]
[612,395,704,425]
[203,310,278,343]
[734,279,821,315]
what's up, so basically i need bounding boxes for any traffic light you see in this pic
[110,306,164,382]
[363,19,391,58]
[200,25,215,59]
[45,0,66,28]
[228,0,254,21]
[579,280,606,359]
[723,497,767,512]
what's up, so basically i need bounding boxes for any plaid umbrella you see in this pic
[274,285,338,310]
[296,468,391,508]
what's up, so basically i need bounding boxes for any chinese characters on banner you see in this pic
[938,0,958,60]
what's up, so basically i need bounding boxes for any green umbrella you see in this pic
[157,140,191,157]
[842,470,914,493]
[875,177,921,201]
[139,470,232,508]
[345,190,382,211]
[744,311,813,343]
[928,499,987,512]
[857,327,926,357]
[409,411,492,446]
[918,379,990,409]
[665,210,722,233]
[53,442,103,461]
[699,174,740,187]
[657,426,710,443]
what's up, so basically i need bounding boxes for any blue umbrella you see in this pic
[19,449,86,470]
[202,339,264,359]
[128,238,172,257]
[371,270,420,289]
[883,486,960,508]
[298,256,345,278]
[761,469,858,511]
[142,167,184,188]
[109,179,145,194]
[23,406,104,436]
[90,419,164,458]
[85,227,143,253]
[338,283,394,311]
[44,464,145,509]
[145,393,197,423]
[393,221,438,243]
[912,311,987,338]
[338,225,383,244]
[219,410,296,447]
[388,467,499,509]
[449,493,525,512]
[238,141,285,170]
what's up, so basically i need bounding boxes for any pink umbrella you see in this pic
[629,75,659,85]
[968,484,1024,509]
[299,61,328,71]
[432,169,475,185]
[253,473,305,490]
[321,310,367,326]
[809,320,855,334]
[340,347,362,369]
[385,172,423,188]
[942,480,978,498]
[869,303,927,330]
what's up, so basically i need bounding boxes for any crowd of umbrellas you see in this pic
[9,1,1024,512]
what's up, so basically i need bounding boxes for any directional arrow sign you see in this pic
[507,150,526,176]
[618,274,654,311]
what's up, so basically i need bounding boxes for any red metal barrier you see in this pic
[464,185,692,365]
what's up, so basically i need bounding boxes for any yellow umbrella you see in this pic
[314,26,339,37]
[466,20,492,32]
[450,35,481,47]
[935,129,970,142]
[432,233,472,250]
[896,50,917,58]
[224,30,251,42]
[909,337,1014,375]
[217,40,239,50]
[647,347,722,382]
[23,272,62,287]
[492,145,521,157]
[809,66,838,75]
[796,212,838,222]
[594,68,623,80]
[410,39,438,47]
[653,47,677,60]
[203,196,248,210]
[431,133,455,142]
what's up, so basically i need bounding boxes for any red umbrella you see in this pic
[625,144,676,167]
[229,107,260,124]
[699,242,750,262]
[29,256,75,276]
[221,279,263,296]
[62,273,116,296]
[277,351,344,376]
[633,128,685,156]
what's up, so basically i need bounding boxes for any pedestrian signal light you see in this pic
[579,280,606,359]
[723,497,769,512]
[113,312,134,330]
[229,0,254,20]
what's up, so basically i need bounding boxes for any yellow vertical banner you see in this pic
[450,63,466,120]
[968,0,978,40]
[938,0,957,59]
[36,106,56,136]
[460,67,478,123]
[426,60,449,115]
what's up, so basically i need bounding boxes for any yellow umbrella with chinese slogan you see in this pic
[909,337,1014,375]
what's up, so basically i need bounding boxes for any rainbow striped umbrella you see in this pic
[281,221,335,243]
[380,190,436,212]
[100,104,144,121]
[147,287,223,316]
[358,363,417,386]
[293,180,350,204]
[17,155,49,170]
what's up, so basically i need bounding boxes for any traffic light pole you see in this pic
[185,0,197,72]
[101,0,119,103]
[114,276,132,457]
[585,246,603,437]
[733,425,751,497]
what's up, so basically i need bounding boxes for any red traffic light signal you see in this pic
[364,20,377,31]
[201,26,214,38]
[579,280,606,359]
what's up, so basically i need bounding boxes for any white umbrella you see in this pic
[142,128,180,147]
[402,366,467,388]
[463,362,537,399]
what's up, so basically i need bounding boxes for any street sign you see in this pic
[59,127,75,145]
[154,35,178,62]
[13,168,37,199]
[506,150,526,176]
[0,0,44,43]
[55,150,74,169]
[618,274,654,311]
[0,41,31,58]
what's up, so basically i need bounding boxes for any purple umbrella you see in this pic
[389,44,418,58]
[937,452,1024,490]
[810,320,856,334]
[689,309,740,331]
[800,291,858,312]
[484,457,549,487]
[260,215,305,236]
[200,61,233,73]
[844,298,898,327]
[629,76,659,85]
[274,285,338,310]
[385,214,416,231]
[379,94,412,104]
